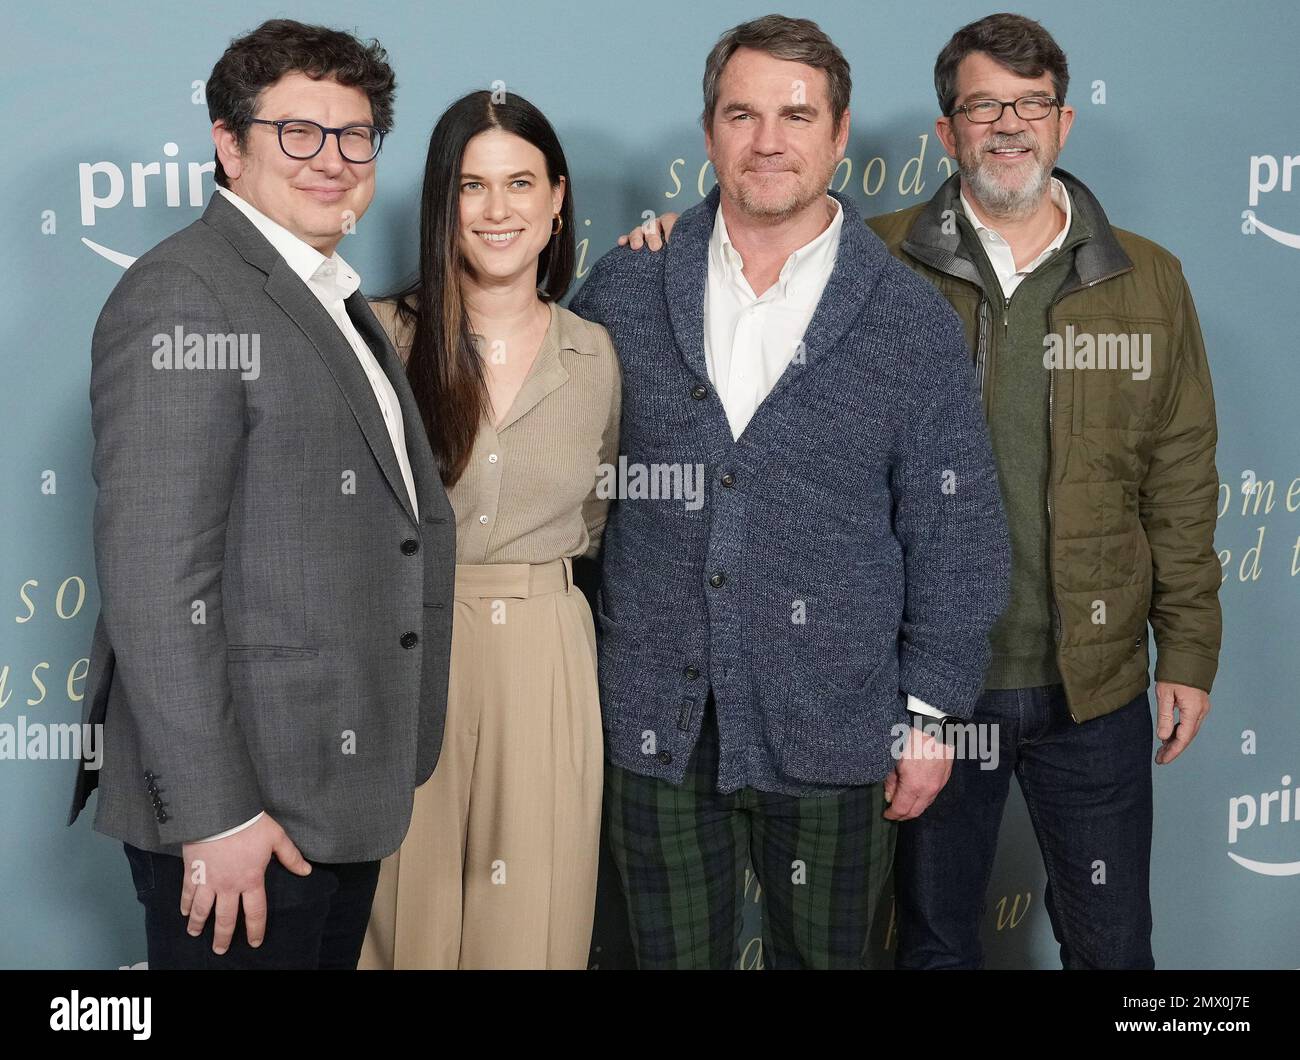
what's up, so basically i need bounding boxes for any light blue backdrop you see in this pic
[3,0,1297,968]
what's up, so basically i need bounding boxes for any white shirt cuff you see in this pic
[906,695,949,719]
[194,811,264,843]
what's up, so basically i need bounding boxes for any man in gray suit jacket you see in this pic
[67,19,455,969]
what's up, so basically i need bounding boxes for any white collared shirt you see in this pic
[959,177,1072,298]
[199,188,420,844]
[704,197,843,440]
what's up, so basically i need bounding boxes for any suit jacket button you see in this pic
[401,539,419,555]
[400,631,419,649]
[656,751,672,764]
[157,811,169,823]
[691,384,708,400]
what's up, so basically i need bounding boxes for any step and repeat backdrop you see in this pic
[2,0,1297,969]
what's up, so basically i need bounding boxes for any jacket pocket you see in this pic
[227,645,320,661]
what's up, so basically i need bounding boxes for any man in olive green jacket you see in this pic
[868,14,1220,969]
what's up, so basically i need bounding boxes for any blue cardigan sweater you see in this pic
[571,185,1010,795]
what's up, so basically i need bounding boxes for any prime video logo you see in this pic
[1227,773,1300,876]
[1242,152,1300,249]
[78,142,214,268]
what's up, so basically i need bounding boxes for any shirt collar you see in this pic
[709,195,844,295]
[958,176,1072,263]
[217,186,360,300]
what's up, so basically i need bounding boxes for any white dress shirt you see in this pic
[704,197,843,440]
[959,177,1073,298]
[198,188,420,843]
[702,198,939,721]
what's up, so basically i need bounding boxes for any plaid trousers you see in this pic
[604,695,895,969]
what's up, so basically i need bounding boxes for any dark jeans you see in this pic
[894,684,1154,969]
[123,842,380,969]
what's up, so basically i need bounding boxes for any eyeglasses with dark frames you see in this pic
[248,118,384,163]
[951,96,1061,124]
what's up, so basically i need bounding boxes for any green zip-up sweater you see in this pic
[965,211,1081,688]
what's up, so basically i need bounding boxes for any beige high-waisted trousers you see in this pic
[360,557,603,969]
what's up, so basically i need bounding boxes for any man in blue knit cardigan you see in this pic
[571,14,1011,969]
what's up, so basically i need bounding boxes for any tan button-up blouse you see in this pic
[370,298,621,565]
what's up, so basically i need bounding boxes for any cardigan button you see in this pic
[684,665,699,680]
[656,751,673,765]
[709,572,725,588]
[691,384,708,400]
[720,472,735,488]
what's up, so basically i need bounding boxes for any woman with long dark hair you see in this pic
[359,90,620,969]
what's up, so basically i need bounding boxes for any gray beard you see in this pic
[964,154,1052,220]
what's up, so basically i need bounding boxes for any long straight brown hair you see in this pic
[389,90,575,486]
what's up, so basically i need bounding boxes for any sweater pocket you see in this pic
[776,633,899,786]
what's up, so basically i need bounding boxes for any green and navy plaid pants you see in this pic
[604,695,896,969]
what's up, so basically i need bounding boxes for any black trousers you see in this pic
[123,842,380,969]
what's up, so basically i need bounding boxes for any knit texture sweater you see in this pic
[571,185,1011,794]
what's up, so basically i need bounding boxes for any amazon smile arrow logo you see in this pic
[1241,210,1300,249]
[1226,851,1300,876]
[78,142,213,269]
[1228,775,1300,876]
[1244,152,1300,248]
[81,237,137,269]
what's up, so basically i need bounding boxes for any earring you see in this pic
[551,214,563,236]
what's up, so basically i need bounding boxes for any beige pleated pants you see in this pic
[360,557,603,969]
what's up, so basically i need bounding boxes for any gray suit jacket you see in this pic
[67,192,456,862]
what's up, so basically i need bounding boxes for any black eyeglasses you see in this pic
[951,96,1060,124]
[249,118,384,163]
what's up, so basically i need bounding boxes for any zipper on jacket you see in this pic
[975,298,991,409]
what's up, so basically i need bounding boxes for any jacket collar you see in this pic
[199,191,427,528]
[199,188,288,276]
[900,167,1132,291]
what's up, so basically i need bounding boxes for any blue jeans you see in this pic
[894,684,1154,969]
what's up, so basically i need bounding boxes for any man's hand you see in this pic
[1154,681,1210,765]
[883,724,955,820]
[180,812,311,954]
[617,212,680,251]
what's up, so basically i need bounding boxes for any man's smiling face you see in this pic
[216,71,378,254]
[937,50,1074,219]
